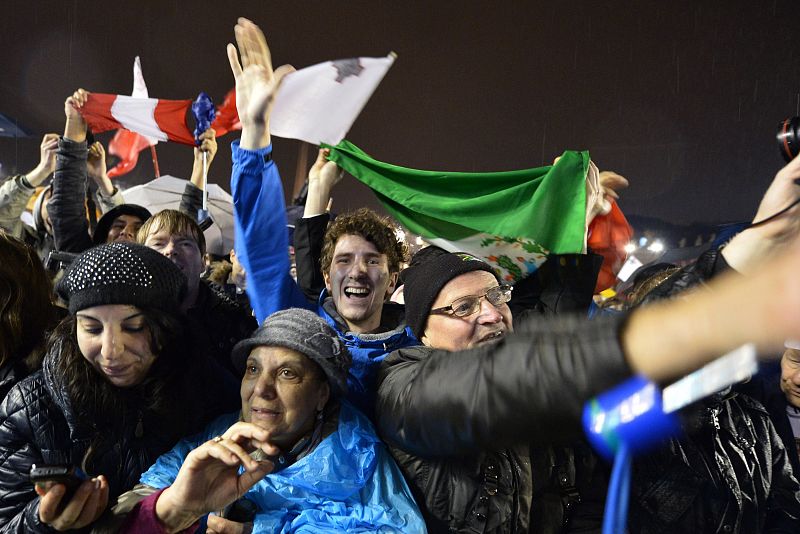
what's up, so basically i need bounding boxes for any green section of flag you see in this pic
[324,140,589,254]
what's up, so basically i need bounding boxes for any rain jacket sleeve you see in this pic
[230,141,311,324]
[0,175,36,238]
[376,313,632,457]
[50,137,93,253]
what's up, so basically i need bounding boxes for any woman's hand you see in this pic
[36,476,109,531]
[155,423,278,532]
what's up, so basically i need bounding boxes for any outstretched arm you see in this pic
[227,18,309,322]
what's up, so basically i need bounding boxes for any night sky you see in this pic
[3,0,800,226]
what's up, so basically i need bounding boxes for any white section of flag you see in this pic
[131,56,159,145]
[109,95,168,142]
[271,55,395,145]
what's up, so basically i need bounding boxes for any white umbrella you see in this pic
[121,175,234,256]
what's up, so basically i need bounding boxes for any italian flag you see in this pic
[325,140,596,282]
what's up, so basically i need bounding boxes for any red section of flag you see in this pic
[107,129,152,178]
[588,201,633,293]
[211,88,241,137]
[153,99,195,145]
[80,93,120,133]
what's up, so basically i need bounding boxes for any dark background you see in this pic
[3,0,800,227]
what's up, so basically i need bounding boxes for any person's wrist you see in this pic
[26,164,50,186]
[155,487,201,533]
[239,122,270,150]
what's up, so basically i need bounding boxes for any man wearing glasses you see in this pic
[374,248,800,533]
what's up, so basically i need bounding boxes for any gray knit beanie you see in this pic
[231,308,351,398]
[56,242,187,315]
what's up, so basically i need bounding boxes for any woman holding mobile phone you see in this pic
[0,242,239,532]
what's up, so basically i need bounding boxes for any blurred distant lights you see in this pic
[647,240,665,253]
[623,242,637,254]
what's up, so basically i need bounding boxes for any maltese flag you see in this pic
[270,54,396,145]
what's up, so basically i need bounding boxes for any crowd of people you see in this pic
[2,16,800,534]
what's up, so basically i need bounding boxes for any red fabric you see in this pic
[588,201,633,293]
[153,99,195,145]
[79,93,121,134]
[119,487,201,534]
[107,129,152,178]
[211,88,241,137]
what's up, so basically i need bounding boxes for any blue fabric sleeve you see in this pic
[230,141,312,324]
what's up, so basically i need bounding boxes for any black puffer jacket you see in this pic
[0,339,239,533]
[375,314,632,533]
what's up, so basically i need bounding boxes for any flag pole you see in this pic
[202,152,209,212]
[150,145,161,178]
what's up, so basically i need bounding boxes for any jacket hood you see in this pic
[318,289,412,341]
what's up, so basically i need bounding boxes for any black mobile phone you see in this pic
[29,464,88,504]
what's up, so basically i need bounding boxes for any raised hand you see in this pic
[722,153,800,273]
[64,88,89,142]
[155,423,278,531]
[226,17,294,149]
[304,148,344,217]
[191,128,218,189]
[25,133,59,187]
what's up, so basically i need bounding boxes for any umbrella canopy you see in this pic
[121,175,234,256]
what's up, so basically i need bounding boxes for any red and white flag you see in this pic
[81,94,195,146]
[107,57,159,178]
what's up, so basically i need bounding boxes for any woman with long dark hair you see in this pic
[0,242,239,532]
[0,232,60,400]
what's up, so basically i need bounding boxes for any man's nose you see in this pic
[348,257,368,277]
[476,298,503,324]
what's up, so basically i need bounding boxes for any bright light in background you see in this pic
[638,236,648,247]
[647,240,664,253]
[415,236,424,245]
[624,242,637,254]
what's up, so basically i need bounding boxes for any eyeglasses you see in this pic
[430,285,513,318]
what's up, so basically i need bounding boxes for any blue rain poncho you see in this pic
[139,401,426,533]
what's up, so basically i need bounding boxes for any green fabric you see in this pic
[324,140,589,254]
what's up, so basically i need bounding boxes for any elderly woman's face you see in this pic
[241,346,330,449]
[75,304,157,388]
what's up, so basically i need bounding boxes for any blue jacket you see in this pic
[139,401,427,533]
[317,291,417,416]
[230,141,310,324]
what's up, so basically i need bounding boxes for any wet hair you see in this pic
[0,232,58,369]
[136,209,206,256]
[320,208,408,275]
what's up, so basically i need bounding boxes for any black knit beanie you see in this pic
[56,242,187,315]
[231,308,352,398]
[92,204,152,245]
[403,252,500,338]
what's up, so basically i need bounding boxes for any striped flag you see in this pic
[325,140,596,282]
[81,93,195,146]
